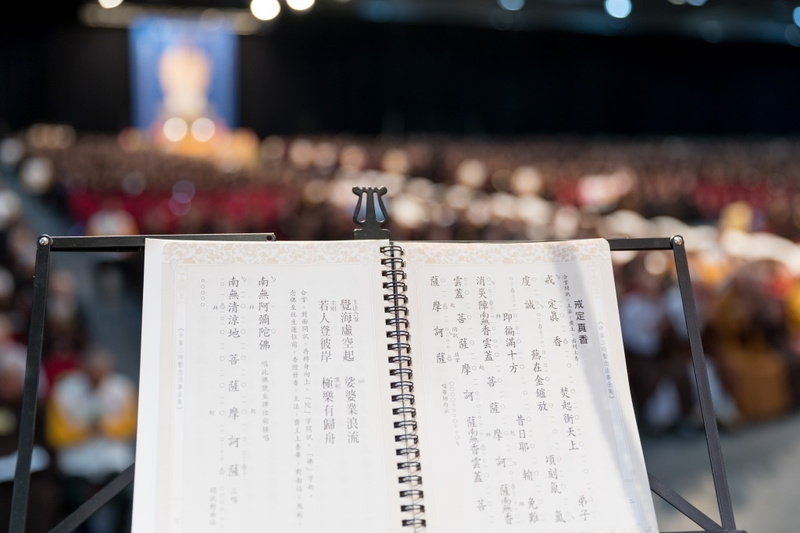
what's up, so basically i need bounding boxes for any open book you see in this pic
[132,238,658,533]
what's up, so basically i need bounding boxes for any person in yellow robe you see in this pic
[46,348,136,533]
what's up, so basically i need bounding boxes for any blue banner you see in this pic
[129,16,238,131]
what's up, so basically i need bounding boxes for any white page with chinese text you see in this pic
[132,239,406,533]
[402,240,658,533]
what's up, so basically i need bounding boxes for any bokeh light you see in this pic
[604,0,631,19]
[250,0,281,21]
[287,0,315,11]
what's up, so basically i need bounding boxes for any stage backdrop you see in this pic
[129,15,238,133]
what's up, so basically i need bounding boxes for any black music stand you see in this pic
[351,187,745,533]
[10,188,745,532]
[8,233,275,533]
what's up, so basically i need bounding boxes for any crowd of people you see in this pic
[0,133,137,532]
[2,124,800,530]
[0,265,136,533]
[10,125,800,243]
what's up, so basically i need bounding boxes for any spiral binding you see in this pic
[381,243,426,530]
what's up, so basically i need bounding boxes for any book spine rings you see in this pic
[381,244,426,530]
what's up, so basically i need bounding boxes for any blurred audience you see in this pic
[619,255,694,433]
[0,328,59,533]
[46,347,136,533]
[86,199,141,298]
[2,124,800,529]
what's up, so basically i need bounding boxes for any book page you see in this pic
[133,239,405,533]
[402,240,658,533]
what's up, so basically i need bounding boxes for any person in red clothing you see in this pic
[42,270,87,389]
[0,343,60,533]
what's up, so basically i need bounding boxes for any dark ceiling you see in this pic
[13,0,800,45]
[4,0,800,136]
[345,0,800,44]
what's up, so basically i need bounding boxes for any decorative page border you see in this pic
[397,239,610,265]
[158,239,389,266]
